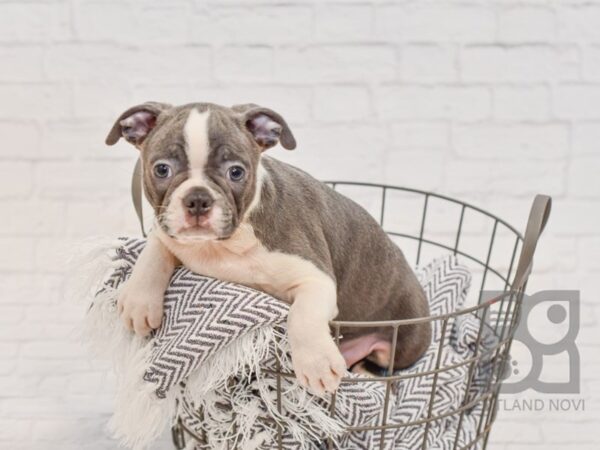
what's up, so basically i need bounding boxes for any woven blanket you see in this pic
[84,238,496,450]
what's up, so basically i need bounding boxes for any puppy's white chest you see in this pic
[180,247,264,291]
[155,225,328,303]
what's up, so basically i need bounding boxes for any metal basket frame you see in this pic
[171,183,551,450]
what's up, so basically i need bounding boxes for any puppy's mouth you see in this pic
[175,218,217,241]
[184,214,212,230]
[170,213,235,242]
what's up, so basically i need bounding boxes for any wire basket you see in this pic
[171,183,551,450]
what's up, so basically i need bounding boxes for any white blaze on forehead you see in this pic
[164,108,220,236]
[184,108,210,172]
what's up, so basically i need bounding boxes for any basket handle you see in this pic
[131,157,147,237]
[511,194,552,292]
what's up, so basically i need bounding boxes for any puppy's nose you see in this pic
[182,188,214,217]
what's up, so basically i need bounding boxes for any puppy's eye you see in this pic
[228,165,245,182]
[153,163,172,179]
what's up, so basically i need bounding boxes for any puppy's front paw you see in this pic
[117,283,164,337]
[291,338,347,396]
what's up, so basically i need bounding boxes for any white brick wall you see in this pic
[1,1,598,449]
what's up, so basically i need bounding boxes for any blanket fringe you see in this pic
[78,239,344,450]
[185,325,344,449]
[83,287,177,450]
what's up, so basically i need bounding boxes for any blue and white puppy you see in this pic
[106,102,431,395]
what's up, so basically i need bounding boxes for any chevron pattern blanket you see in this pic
[84,238,495,450]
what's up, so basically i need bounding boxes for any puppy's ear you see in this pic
[233,104,296,151]
[105,102,171,148]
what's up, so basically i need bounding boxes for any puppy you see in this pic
[106,102,431,395]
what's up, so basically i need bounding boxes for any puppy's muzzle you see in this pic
[183,187,214,218]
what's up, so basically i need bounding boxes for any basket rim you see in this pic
[330,290,516,328]
[323,181,524,241]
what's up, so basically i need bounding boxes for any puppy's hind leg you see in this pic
[392,322,432,370]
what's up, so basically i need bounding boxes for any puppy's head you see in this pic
[106,102,296,241]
